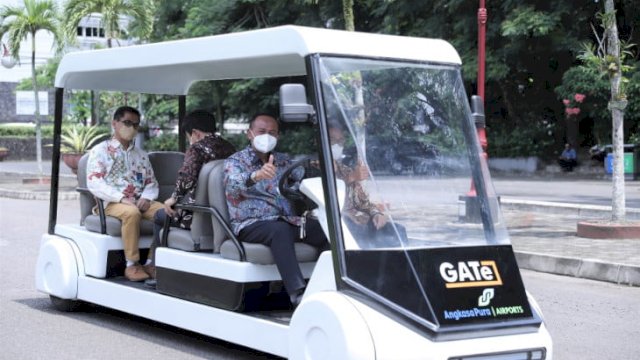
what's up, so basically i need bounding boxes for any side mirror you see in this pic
[279,84,315,123]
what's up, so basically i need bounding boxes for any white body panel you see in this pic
[77,276,291,357]
[155,247,317,282]
[55,224,152,278]
[54,26,461,94]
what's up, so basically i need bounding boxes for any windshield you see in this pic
[317,56,519,329]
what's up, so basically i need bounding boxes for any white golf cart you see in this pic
[36,26,552,359]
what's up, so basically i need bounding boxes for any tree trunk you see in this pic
[90,90,97,126]
[498,82,517,123]
[31,32,43,177]
[343,0,355,31]
[342,0,365,163]
[565,115,579,148]
[605,0,626,222]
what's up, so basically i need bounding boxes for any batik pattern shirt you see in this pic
[87,138,159,204]
[334,160,381,225]
[224,146,301,235]
[171,134,236,229]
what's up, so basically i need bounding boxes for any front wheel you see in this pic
[288,292,375,360]
[50,295,82,312]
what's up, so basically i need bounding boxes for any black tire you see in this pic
[49,295,82,312]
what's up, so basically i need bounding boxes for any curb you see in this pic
[501,198,640,220]
[515,251,640,287]
[0,172,77,201]
[0,187,78,201]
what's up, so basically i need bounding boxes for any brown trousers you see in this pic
[104,201,164,262]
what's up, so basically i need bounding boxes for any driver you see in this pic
[328,125,407,248]
[223,113,329,307]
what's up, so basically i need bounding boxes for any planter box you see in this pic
[489,157,539,173]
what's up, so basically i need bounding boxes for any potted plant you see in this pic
[0,146,9,161]
[61,124,109,174]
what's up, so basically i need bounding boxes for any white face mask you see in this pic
[331,143,344,160]
[118,126,137,141]
[251,132,277,153]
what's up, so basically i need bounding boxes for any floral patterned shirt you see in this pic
[171,134,236,229]
[224,146,301,235]
[334,160,381,225]
[87,138,159,204]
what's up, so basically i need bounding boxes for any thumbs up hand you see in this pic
[255,154,277,181]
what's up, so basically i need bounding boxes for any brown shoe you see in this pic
[125,264,150,282]
[143,264,156,279]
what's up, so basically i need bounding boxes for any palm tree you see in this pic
[0,0,62,177]
[63,0,154,49]
[63,0,155,122]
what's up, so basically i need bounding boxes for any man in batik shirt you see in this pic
[224,113,328,306]
[147,110,236,279]
[87,106,163,282]
[328,126,407,248]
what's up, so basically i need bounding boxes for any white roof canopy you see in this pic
[54,25,461,95]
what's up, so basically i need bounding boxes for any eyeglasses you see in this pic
[120,120,140,129]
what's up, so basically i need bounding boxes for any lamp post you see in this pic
[461,0,489,222]
[476,0,488,151]
[1,42,17,69]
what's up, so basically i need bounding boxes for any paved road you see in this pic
[523,270,640,360]
[0,197,270,360]
[2,197,639,359]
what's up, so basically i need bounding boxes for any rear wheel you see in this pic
[49,295,82,312]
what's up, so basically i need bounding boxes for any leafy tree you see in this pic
[0,0,62,176]
[62,0,154,48]
[146,0,640,163]
[62,0,156,124]
[580,0,634,222]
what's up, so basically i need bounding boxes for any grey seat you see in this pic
[149,151,186,201]
[77,151,184,236]
[162,161,218,251]
[206,159,319,264]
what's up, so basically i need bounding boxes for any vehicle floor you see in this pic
[100,276,294,324]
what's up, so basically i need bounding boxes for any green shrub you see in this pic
[145,133,179,151]
[487,125,555,158]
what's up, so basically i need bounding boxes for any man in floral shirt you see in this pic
[328,125,407,248]
[224,114,328,306]
[87,106,163,282]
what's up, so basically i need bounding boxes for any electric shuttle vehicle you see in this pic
[36,25,552,359]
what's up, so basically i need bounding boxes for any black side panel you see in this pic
[156,267,253,311]
[155,269,294,312]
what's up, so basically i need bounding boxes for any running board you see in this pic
[77,276,290,358]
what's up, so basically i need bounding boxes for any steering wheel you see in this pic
[278,155,321,214]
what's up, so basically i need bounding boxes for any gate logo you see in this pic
[439,260,503,288]
[478,288,494,306]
